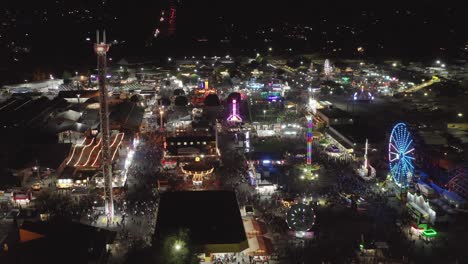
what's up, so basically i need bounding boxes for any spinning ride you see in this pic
[286,203,316,236]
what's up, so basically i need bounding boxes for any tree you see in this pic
[34,191,77,221]
[32,68,47,81]
[173,89,185,96]
[227,92,241,103]
[121,68,130,79]
[174,96,189,107]
[157,229,198,264]
[204,94,220,106]
[62,71,72,81]
[160,97,171,106]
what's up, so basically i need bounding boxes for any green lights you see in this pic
[418,224,428,230]
[422,229,437,237]
[359,244,364,250]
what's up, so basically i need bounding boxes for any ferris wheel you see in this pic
[286,204,315,232]
[388,123,415,188]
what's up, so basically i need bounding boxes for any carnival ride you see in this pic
[353,87,375,101]
[191,81,217,106]
[227,99,242,123]
[323,59,333,78]
[181,157,214,186]
[286,203,316,237]
[306,116,313,165]
[448,174,468,200]
[389,123,415,188]
[356,139,376,181]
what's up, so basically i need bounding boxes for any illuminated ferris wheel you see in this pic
[388,123,415,188]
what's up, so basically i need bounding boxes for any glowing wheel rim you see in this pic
[286,204,315,232]
[388,123,415,188]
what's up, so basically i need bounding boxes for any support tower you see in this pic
[306,115,313,165]
[95,30,114,221]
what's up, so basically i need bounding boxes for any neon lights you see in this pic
[91,133,124,167]
[422,229,437,237]
[73,138,95,166]
[66,145,77,165]
[307,116,313,165]
[227,99,242,122]
[82,138,102,167]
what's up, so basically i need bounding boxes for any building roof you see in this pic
[246,151,283,161]
[57,90,99,99]
[54,109,82,122]
[110,101,144,130]
[154,191,248,253]
[0,220,116,264]
[0,143,72,170]
[0,97,68,129]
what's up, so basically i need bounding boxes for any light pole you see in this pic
[159,109,164,132]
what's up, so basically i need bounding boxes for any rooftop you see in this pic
[318,107,353,119]
[154,191,247,253]
[0,220,116,264]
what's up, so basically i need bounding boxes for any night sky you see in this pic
[1,0,466,83]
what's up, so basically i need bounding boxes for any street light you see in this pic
[268,47,272,52]
[263,109,266,119]
[159,109,164,131]
[458,113,463,117]
[174,243,181,251]
[168,57,172,62]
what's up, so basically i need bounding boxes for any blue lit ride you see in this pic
[388,123,415,188]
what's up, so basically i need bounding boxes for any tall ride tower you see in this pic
[306,115,313,165]
[95,30,114,221]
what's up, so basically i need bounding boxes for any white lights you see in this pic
[174,244,181,251]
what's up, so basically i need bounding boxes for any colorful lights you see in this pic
[227,99,242,122]
[422,229,437,237]
[307,116,313,165]
[389,123,415,188]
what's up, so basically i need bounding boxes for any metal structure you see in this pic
[306,116,313,165]
[227,99,242,122]
[95,30,114,221]
[324,59,332,77]
[353,87,374,101]
[448,165,468,199]
[357,138,376,180]
[286,203,316,232]
[364,139,368,172]
[389,123,415,188]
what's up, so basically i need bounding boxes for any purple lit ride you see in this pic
[227,99,242,122]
